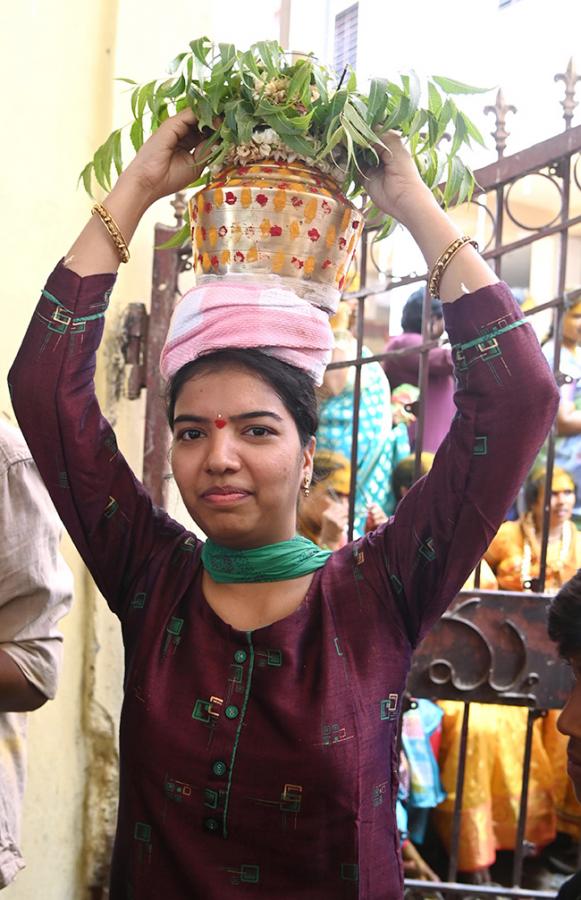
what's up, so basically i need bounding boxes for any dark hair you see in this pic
[392,452,435,501]
[166,349,318,447]
[401,288,443,334]
[548,570,581,659]
[523,466,576,511]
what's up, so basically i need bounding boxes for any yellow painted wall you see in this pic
[1,3,119,897]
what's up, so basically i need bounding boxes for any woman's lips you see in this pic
[202,488,251,506]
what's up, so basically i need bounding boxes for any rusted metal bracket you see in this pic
[121,302,149,400]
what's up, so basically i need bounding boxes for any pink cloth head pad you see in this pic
[159,281,333,386]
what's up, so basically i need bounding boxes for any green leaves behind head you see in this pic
[432,75,493,95]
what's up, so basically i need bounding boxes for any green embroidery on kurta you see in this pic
[474,435,488,455]
[104,433,118,456]
[372,782,388,806]
[380,694,399,721]
[224,864,259,884]
[164,775,192,802]
[390,573,403,594]
[255,648,282,668]
[452,317,528,353]
[204,788,220,809]
[340,863,359,882]
[131,592,146,609]
[322,723,353,746]
[192,699,212,723]
[192,696,223,724]
[48,306,72,334]
[104,496,118,519]
[42,288,68,309]
[133,822,152,865]
[134,822,151,842]
[162,617,183,658]
[167,616,183,636]
[223,632,255,838]
[418,537,436,561]
[280,783,302,813]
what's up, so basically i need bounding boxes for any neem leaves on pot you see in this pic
[81,38,490,246]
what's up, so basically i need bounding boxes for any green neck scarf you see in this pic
[202,534,332,583]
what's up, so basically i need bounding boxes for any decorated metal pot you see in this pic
[189,161,364,313]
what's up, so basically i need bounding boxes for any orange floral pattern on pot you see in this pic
[189,161,363,305]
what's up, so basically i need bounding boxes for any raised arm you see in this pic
[8,111,212,616]
[362,133,559,644]
[366,131,497,302]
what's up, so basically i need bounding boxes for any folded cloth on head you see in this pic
[160,281,333,385]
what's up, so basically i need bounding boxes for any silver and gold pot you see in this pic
[189,161,364,313]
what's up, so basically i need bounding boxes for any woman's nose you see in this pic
[204,433,240,473]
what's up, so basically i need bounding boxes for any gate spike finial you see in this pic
[554,58,581,130]
[170,192,187,228]
[484,88,517,159]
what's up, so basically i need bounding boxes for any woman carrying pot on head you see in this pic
[9,108,558,899]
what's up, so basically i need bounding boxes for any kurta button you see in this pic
[225,704,239,719]
[204,817,220,833]
[234,649,247,663]
[212,760,227,776]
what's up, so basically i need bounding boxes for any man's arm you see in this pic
[0,649,47,712]
[0,438,73,713]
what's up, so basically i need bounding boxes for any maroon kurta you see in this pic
[9,264,558,899]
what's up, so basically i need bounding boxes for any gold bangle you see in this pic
[428,235,478,299]
[91,203,130,263]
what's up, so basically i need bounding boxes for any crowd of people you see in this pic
[3,106,581,899]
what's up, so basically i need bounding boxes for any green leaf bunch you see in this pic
[82,38,490,239]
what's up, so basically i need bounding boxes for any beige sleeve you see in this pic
[0,456,73,700]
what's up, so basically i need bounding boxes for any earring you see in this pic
[302,475,311,497]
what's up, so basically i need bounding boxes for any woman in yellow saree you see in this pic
[434,468,581,875]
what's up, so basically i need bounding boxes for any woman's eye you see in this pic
[246,426,272,437]
[177,429,203,441]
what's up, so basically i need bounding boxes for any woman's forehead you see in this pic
[175,365,288,414]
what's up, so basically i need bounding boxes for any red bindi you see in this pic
[214,417,227,429]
